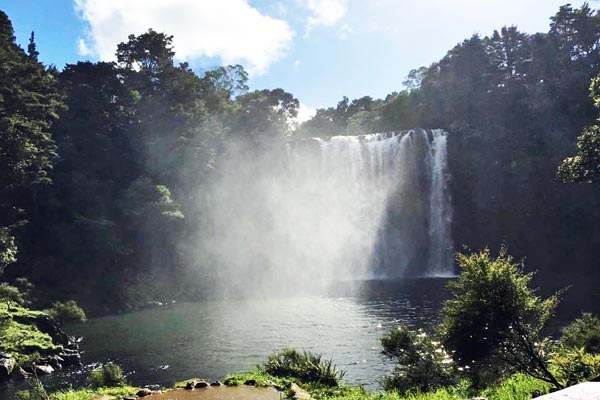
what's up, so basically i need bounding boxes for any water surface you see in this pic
[0,279,450,398]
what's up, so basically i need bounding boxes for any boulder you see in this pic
[33,314,70,346]
[34,364,54,375]
[210,380,222,386]
[185,381,195,390]
[244,379,257,386]
[136,388,153,397]
[44,355,64,369]
[60,350,81,366]
[0,355,16,381]
[195,380,210,388]
[290,383,311,400]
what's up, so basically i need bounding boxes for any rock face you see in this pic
[195,380,210,388]
[0,354,16,381]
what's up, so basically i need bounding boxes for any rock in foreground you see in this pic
[535,382,600,399]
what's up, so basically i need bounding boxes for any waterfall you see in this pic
[313,129,454,277]
[199,129,454,297]
[427,129,454,276]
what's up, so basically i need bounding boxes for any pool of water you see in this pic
[2,279,452,396]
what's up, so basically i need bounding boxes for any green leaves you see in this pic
[0,227,17,273]
[558,123,600,183]
[560,313,600,354]
[550,346,600,387]
[440,248,562,388]
[381,327,456,393]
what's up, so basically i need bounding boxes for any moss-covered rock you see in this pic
[0,302,80,378]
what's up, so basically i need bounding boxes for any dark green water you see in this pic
[2,279,451,397]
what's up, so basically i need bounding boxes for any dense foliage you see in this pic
[560,313,600,353]
[381,327,455,393]
[87,363,125,388]
[0,3,599,315]
[559,76,600,183]
[382,248,600,394]
[440,248,561,388]
[0,10,298,312]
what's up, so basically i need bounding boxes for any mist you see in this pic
[185,129,454,298]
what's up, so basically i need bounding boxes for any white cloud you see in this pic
[305,0,348,35]
[289,102,316,130]
[74,0,294,75]
[293,59,301,69]
[77,38,91,56]
[337,23,351,40]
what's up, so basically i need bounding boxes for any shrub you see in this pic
[560,313,600,354]
[440,248,563,388]
[381,326,456,393]
[46,300,86,322]
[0,283,25,306]
[550,346,600,387]
[87,363,125,388]
[262,348,345,387]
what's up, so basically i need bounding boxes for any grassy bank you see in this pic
[37,368,550,400]
[223,370,550,400]
[0,303,59,365]
[47,386,139,400]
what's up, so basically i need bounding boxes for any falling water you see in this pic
[313,129,454,277]
[427,129,454,276]
[194,129,454,297]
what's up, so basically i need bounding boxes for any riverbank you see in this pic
[0,302,82,382]
[43,370,550,400]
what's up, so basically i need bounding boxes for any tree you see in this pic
[0,11,63,278]
[558,75,600,183]
[440,248,563,388]
[0,228,16,275]
[116,29,175,76]
[230,88,299,140]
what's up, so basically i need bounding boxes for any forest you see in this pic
[0,3,599,317]
[1,2,600,399]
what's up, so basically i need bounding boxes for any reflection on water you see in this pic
[18,279,452,395]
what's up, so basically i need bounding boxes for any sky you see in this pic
[0,0,595,121]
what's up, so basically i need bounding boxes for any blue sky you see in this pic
[0,0,594,119]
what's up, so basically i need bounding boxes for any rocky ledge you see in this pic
[0,313,82,382]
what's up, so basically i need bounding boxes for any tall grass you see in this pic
[262,348,346,387]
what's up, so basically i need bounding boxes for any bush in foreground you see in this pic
[262,348,345,387]
[381,326,456,393]
[440,247,562,388]
[550,346,600,387]
[560,313,600,354]
[87,363,125,388]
